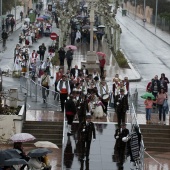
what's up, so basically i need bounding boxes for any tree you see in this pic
[2,0,21,14]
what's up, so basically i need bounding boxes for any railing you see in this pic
[19,75,61,111]
[61,104,66,170]
[129,88,145,170]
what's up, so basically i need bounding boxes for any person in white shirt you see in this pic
[57,75,71,112]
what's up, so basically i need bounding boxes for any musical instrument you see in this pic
[102,94,110,102]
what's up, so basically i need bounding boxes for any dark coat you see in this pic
[78,121,96,141]
[39,45,46,54]
[58,49,66,60]
[70,68,80,77]
[114,94,129,113]
[151,79,160,94]
[65,99,76,114]
[66,50,73,60]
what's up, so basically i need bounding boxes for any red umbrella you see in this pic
[65,45,77,50]
[37,17,44,21]
[96,52,106,57]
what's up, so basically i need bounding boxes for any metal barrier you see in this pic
[19,76,61,110]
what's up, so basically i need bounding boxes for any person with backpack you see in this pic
[65,47,73,70]
[10,17,15,32]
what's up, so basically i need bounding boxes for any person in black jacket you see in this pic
[1,30,8,48]
[78,114,96,160]
[39,43,46,61]
[58,47,66,66]
[65,95,76,135]
[65,48,73,70]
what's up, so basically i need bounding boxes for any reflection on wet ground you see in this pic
[63,123,133,170]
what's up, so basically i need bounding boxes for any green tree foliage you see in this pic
[2,0,21,14]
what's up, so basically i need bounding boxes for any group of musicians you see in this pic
[54,65,129,125]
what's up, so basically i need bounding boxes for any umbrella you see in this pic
[98,25,105,28]
[24,18,30,23]
[37,17,44,21]
[141,92,155,100]
[7,14,14,17]
[34,141,59,149]
[65,45,77,50]
[4,158,27,166]
[96,52,106,57]
[0,149,21,165]
[27,148,52,157]
[89,28,98,31]
[10,133,36,142]
[82,25,90,29]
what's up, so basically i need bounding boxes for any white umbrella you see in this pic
[98,25,105,28]
[24,18,30,23]
[34,141,59,149]
[10,133,36,142]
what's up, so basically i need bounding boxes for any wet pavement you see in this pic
[0,4,170,170]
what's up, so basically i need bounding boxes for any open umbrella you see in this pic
[96,52,106,57]
[24,18,30,23]
[34,141,59,149]
[141,92,155,100]
[65,45,77,50]
[37,17,44,21]
[4,158,27,166]
[7,14,14,17]
[0,149,21,165]
[28,148,52,157]
[82,25,90,29]
[10,133,36,142]
[98,25,105,28]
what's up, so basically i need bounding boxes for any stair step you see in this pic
[140,125,170,129]
[143,142,170,148]
[23,121,63,125]
[141,128,170,133]
[142,133,170,138]
[22,129,63,134]
[23,125,63,130]
[29,134,63,139]
[26,139,62,145]
[144,146,170,152]
[143,137,170,143]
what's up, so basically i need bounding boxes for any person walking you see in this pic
[114,88,129,127]
[65,95,76,135]
[1,30,8,48]
[39,43,46,61]
[57,75,71,112]
[78,113,96,160]
[160,73,169,92]
[20,11,23,22]
[58,47,66,66]
[66,47,73,70]
[99,55,106,77]
[41,70,50,103]
[157,88,168,125]
[144,96,156,124]
[10,17,15,32]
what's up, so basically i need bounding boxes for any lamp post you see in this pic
[0,0,2,31]
[143,0,146,27]
[134,0,137,20]
[15,0,17,25]
[155,0,158,34]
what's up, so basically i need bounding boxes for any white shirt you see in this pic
[75,69,78,77]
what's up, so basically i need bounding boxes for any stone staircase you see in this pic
[22,121,63,148]
[140,124,170,152]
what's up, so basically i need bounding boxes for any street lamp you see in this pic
[134,0,137,20]
[155,0,158,34]
[0,0,2,31]
[143,0,146,27]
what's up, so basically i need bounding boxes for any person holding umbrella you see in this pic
[10,17,15,32]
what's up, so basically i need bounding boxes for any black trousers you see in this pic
[117,111,126,127]
[100,66,104,77]
[66,114,74,125]
[81,140,91,158]
[60,93,68,112]
[40,52,45,61]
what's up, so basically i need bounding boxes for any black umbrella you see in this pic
[27,148,52,158]
[4,158,27,166]
[7,14,14,17]
[0,149,21,165]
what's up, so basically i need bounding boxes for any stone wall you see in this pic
[125,1,153,23]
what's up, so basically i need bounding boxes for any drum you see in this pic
[102,94,110,102]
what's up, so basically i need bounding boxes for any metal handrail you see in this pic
[61,104,66,170]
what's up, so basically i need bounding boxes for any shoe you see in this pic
[67,132,73,136]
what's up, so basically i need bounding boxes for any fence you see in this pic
[19,75,61,110]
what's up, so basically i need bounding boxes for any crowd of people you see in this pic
[145,73,169,124]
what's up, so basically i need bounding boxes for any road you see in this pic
[116,10,170,112]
